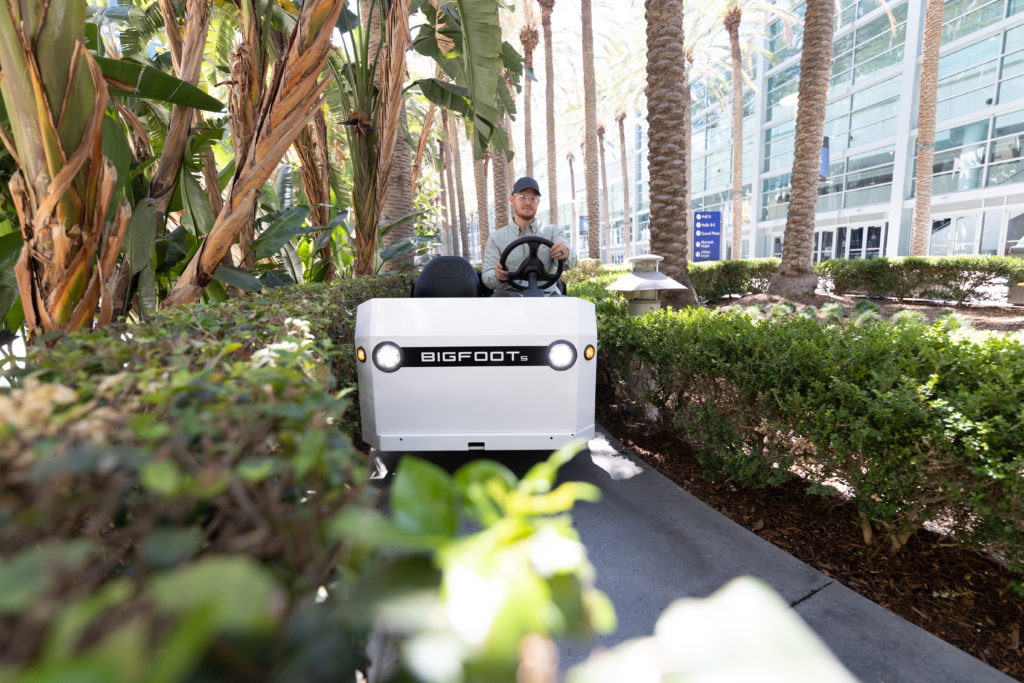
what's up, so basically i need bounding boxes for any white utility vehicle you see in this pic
[355,236,596,453]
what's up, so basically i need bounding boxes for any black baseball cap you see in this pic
[511,176,541,195]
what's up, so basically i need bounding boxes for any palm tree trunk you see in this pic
[598,124,612,263]
[411,101,436,193]
[683,51,693,262]
[441,129,460,257]
[910,0,945,256]
[725,7,744,260]
[448,112,471,258]
[295,108,334,280]
[371,1,415,272]
[380,100,416,271]
[538,0,559,228]
[645,0,698,307]
[474,154,490,261]
[438,137,452,255]
[567,152,579,253]
[582,0,601,260]
[617,112,633,260]
[766,0,834,299]
[492,144,510,228]
[520,24,539,177]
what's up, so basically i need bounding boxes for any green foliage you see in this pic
[815,255,1024,304]
[332,444,614,681]
[588,290,1024,565]
[2,275,616,680]
[687,258,780,302]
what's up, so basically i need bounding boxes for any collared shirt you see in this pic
[481,220,578,295]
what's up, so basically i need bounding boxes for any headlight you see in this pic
[546,340,577,371]
[372,341,403,372]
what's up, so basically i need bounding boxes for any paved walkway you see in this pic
[553,426,1015,682]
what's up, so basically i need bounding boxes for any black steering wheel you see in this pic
[498,235,565,297]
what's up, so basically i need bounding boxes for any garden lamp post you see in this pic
[606,254,687,315]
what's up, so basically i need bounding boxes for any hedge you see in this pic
[651,255,1024,305]
[0,274,613,681]
[585,294,1024,564]
[815,255,1024,304]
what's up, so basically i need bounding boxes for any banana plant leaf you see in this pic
[0,231,23,331]
[251,207,310,261]
[213,265,263,292]
[411,78,471,118]
[97,57,224,111]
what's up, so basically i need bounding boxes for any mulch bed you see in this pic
[599,405,1024,680]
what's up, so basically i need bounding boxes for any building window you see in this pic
[998,24,1024,105]
[937,35,1000,120]
[987,108,1024,186]
[943,0,1005,45]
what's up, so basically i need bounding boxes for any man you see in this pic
[482,176,577,296]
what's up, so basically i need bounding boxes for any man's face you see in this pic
[510,189,540,222]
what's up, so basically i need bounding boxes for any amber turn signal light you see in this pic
[584,344,596,360]
[357,347,366,362]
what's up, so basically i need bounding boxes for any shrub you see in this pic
[590,295,1024,565]
[1,274,610,680]
[816,255,1024,304]
[687,258,780,302]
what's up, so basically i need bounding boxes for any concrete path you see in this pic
[552,426,1015,682]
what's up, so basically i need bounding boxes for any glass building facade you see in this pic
[522,0,1024,264]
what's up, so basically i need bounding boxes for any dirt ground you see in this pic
[601,295,1024,679]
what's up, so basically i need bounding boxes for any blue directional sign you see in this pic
[693,210,722,262]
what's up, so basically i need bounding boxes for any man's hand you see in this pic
[549,242,569,260]
[495,261,509,281]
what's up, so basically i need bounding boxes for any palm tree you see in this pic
[446,112,471,258]
[910,0,946,256]
[518,4,540,177]
[474,151,491,261]
[538,0,559,227]
[439,136,456,255]
[582,0,601,260]
[597,124,612,263]
[294,109,334,280]
[724,6,744,260]
[616,112,633,259]
[567,151,580,254]
[645,0,699,307]
[765,0,834,299]
[365,0,415,272]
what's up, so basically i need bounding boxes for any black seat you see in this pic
[411,256,482,298]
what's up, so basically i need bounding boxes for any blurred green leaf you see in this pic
[392,457,459,538]
[0,541,93,614]
[141,527,204,569]
[149,556,280,634]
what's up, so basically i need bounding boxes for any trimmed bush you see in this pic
[816,255,1024,304]
[1,272,612,680]
[687,258,780,302]
[593,300,1024,563]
